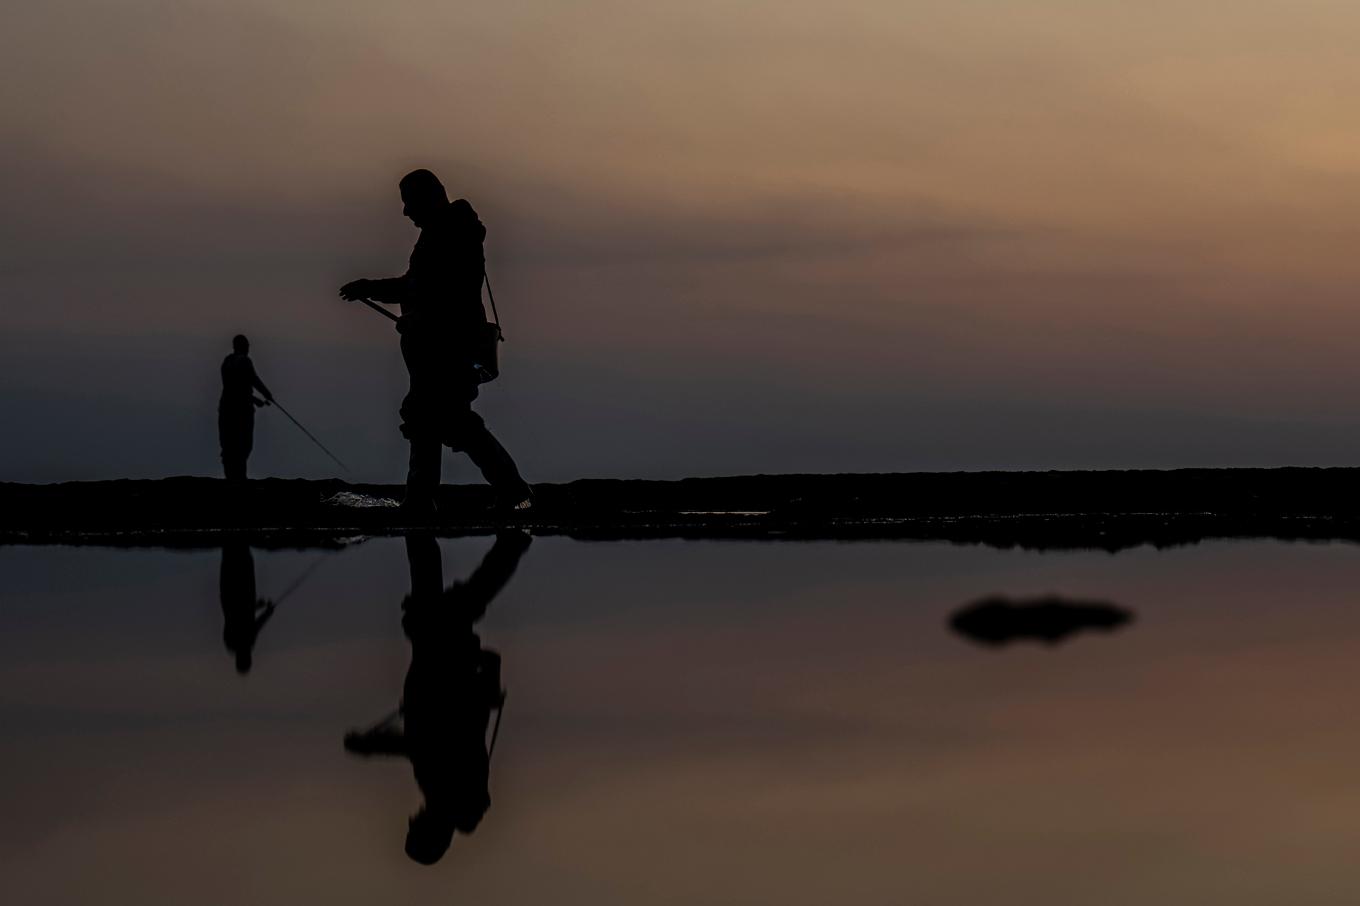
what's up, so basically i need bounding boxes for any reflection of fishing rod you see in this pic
[270,398,349,473]
[270,553,331,608]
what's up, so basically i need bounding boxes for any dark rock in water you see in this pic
[950,596,1134,646]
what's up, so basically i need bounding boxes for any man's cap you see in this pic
[399,169,448,202]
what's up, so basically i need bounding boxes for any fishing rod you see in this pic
[270,398,350,473]
[357,298,398,322]
[351,280,500,336]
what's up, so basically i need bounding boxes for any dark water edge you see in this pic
[8,468,1360,549]
[9,515,1360,553]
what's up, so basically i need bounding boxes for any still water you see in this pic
[3,536,1359,904]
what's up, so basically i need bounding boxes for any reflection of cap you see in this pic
[235,650,252,674]
[405,810,455,865]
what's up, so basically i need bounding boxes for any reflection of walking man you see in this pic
[345,530,532,865]
[219,541,275,674]
[218,334,273,481]
[339,169,531,515]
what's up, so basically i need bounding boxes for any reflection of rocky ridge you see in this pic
[950,596,1134,646]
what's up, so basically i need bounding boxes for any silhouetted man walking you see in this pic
[344,530,532,865]
[218,334,273,481]
[339,169,531,515]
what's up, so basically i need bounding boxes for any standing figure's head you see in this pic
[399,169,449,228]
[232,334,250,354]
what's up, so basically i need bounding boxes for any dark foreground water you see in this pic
[3,536,1359,904]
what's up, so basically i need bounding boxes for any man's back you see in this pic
[401,199,488,331]
[220,352,257,403]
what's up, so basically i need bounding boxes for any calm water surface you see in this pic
[3,537,1359,904]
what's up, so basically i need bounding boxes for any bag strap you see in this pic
[484,272,504,342]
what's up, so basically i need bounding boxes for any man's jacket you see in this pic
[374,199,488,340]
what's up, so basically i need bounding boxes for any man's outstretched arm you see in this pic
[343,727,408,757]
[248,361,273,403]
[343,708,407,757]
[339,274,410,305]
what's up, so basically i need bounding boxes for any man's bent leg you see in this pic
[448,409,530,505]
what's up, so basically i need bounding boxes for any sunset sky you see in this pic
[6,0,1360,481]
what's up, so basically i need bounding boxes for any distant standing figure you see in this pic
[219,334,273,481]
[338,169,532,515]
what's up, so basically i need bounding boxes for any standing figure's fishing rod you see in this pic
[271,399,350,473]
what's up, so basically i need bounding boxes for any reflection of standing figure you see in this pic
[220,541,275,675]
[345,530,532,865]
[218,334,273,481]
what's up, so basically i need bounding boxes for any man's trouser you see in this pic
[399,338,528,504]
[218,402,254,481]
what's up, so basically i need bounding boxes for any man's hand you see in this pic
[252,397,267,408]
[339,279,374,302]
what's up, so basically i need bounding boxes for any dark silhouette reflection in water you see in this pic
[219,541,275,674]
[346,530,532,865]
[950,596,1133,646]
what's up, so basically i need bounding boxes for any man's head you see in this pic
[399,169,449,228]
[232,334,249,354]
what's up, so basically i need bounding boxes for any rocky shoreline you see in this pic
[6,468,1360,549]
